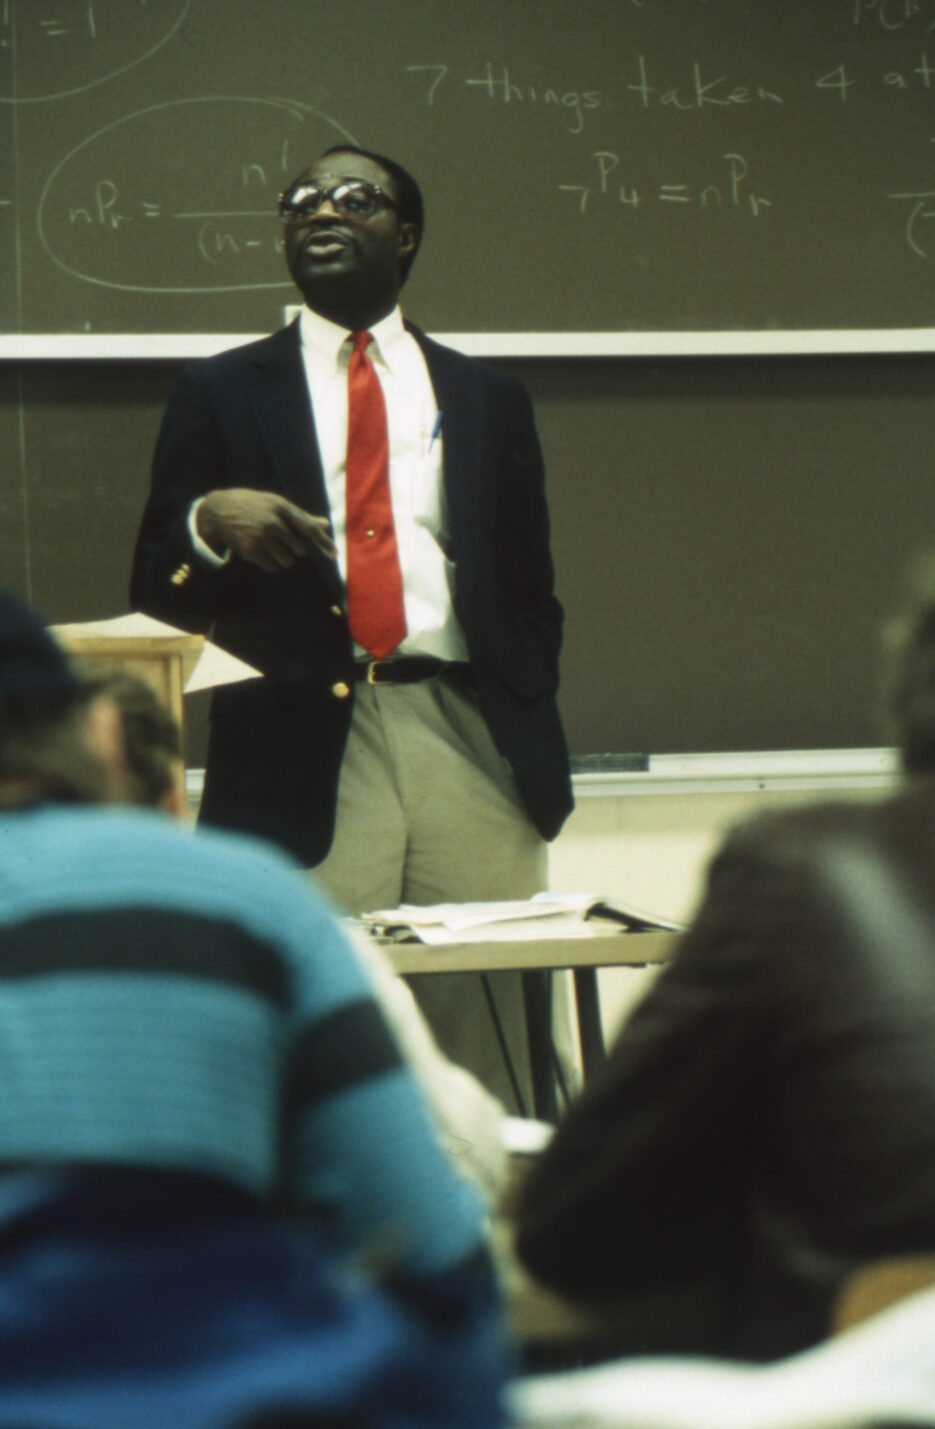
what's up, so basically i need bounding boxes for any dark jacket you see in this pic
[130,320,572,863]
[516,781,935,1360]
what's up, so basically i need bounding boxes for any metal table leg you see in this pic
[521,969,559,1122]
[572,967,605,1081]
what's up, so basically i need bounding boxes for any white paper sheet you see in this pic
[50,613,260,692]
[507,1283,935,1429]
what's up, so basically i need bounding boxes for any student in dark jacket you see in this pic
[516,553,935,1361]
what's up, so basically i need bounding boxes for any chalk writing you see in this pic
[0,0,191,104]
[37,96,354,293]
[408,59,600,133]
[625,55,783,109]
[853,0,935,29]
[12,2,935,335]
[405,64,448,105]
[888,189,935,254]
[882,49,935,85]
[559,151,771,220]
[816,51,935,97]
[465,61,601,133]
[815,64,857,101]
[64,181,284,258]
[408,52,935,126]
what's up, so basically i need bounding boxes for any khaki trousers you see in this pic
[312,672,565,1114]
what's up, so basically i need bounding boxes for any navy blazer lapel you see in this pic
[407,324,480,544]
[246,322,343,596]
[246,323,324,508]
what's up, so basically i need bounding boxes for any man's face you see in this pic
[282,152,418,317]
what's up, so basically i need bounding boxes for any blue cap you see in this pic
[0,588,81,705]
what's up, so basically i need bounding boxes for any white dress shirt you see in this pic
[190,306,469,664]
[299,304,468,662]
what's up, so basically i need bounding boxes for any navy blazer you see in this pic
[130,321,573,864]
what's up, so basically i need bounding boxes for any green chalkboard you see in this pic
[4,1,935,764]
[3,0,935,334]
[5,349,935,760]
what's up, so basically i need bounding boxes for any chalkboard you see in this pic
[6,349,935,762]
[4,0,935,335]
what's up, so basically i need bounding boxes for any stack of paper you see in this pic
[359,892,684,945]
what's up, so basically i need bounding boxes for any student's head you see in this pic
[77,666,187,817]
[881,553,935,775]
[279,145,423,326]
[0,590,125,806]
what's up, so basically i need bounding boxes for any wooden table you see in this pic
[384,930,677,1112]
[383,929,676,977]
[53,631,205,737]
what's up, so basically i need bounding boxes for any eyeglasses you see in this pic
[277,181,399,224]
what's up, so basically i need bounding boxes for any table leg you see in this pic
[521,969,559,1122]
[573,968,605,1080]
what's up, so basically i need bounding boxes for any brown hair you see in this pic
[78,667,182,807]
[0,686,111,804]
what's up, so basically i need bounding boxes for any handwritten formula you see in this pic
[5,0,935,333]
[37,98,356,295]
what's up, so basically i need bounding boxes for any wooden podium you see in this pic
[53,631,205,736]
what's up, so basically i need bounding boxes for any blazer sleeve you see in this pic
[506,378,563,652]
[473,373,565,697]
[129,365,231,633]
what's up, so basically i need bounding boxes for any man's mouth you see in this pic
[303,231,352,260]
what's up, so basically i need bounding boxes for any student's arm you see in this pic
[279,886,498,1285]
[514,835,772,1300]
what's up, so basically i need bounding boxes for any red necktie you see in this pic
[345,331,407,660]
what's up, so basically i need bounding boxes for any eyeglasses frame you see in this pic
[277,180,400,225]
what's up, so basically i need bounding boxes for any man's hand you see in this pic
[197,489,337,572]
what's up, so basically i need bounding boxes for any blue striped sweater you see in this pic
[0,803,488,1278]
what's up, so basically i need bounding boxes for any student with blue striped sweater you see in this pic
[0,587,509,1428]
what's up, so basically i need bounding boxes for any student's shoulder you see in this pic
[23,804,337,934]
[719,789,910,870]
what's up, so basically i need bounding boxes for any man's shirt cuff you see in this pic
[188,498,231,568]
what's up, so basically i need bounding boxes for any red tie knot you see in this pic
[351,330,374,357]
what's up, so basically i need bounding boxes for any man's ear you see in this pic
[398,223,419,262]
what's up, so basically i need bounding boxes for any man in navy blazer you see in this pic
[130,145,573,1110]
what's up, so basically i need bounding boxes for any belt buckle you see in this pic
[366,660,387,685]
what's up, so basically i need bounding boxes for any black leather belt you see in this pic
[352,657,469,685]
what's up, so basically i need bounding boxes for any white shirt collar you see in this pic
[298,303,407,374]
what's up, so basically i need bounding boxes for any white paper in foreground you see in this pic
[507,1282,935,1429]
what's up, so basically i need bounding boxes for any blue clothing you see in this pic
[0,805,508,1426]
[0,1172,506,1428]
